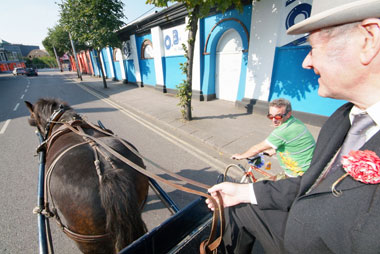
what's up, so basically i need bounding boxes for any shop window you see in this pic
[0,52,6,61]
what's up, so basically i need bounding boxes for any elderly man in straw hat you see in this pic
[206,0,380,253]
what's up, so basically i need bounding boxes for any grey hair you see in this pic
[269,98,292,113]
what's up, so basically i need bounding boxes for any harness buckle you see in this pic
[36,141,47,153]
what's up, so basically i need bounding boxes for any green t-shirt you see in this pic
[266,116,315,177]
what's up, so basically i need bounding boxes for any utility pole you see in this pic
[52,46,62,72]
[69,32,82,81]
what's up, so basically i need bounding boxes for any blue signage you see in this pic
[173,30,179,45]
[285,3,311,30]
[164,35,171,50]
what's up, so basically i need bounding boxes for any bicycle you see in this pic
[222,153,275,183]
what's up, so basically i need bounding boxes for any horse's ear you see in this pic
[25,101,37,126]
[24,101,34,114]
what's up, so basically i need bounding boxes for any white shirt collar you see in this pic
[350,101,380,126]
[350,101,380,141]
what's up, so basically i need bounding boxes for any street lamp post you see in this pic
[69,32,82,81]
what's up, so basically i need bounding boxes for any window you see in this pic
[12,52,18,60]
[141,39,154,59]
[0,52,6,61]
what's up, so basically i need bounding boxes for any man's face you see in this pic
[268,106,290,127]
[302,28,357,100]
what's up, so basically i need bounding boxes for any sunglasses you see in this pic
[267,113,288,120]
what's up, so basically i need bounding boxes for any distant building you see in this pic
[13,44,40,57]
[0,39,41,72]
[27,49,49,59]
[0,39,26,72]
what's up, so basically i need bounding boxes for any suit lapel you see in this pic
[305,130,380,195]
[299,104,352,194]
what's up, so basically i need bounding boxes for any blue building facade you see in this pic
[90,0,344,126]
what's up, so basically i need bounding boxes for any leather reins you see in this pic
[36,109,225,253]
[63,121,225,254]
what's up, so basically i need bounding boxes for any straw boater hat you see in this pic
[287,0,380,35]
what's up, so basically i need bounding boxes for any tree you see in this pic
[58,0,126,88]
[146,0,244,120]
[43,24,80,71]
[24,56,58,69]
[43,24,72,58]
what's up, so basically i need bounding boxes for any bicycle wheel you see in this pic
[223,164,248,182]
[240,167,257,183]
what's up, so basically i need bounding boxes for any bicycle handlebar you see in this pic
[246,152,270,161]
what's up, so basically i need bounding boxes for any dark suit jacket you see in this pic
[254,102,380,253]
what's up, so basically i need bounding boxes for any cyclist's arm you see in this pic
[231,140,273,160]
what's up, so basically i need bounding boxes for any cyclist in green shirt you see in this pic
[231,98,315,177]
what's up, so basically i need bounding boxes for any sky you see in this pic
[0,0,167,50]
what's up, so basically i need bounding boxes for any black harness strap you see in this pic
[44,104,66,140]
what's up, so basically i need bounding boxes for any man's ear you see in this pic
[359,18,380,65]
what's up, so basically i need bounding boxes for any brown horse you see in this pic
[25,98,149,253]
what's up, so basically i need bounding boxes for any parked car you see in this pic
[13,67,26,76]
[25,68,38,76]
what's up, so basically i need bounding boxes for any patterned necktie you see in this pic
[329,113,375,173]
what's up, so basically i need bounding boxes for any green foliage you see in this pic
[176,61,192,118]
[58,0,126,50]
[43,24,74,57]
[24,56,58,69]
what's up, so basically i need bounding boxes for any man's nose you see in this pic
[302,51,312,69]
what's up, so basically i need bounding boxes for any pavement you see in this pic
[64,72,322,176]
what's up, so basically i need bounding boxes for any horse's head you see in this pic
[25,98,72,138]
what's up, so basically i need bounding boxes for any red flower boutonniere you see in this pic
[331,150,380,197]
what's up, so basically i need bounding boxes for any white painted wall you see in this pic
[107,47,115,78]
[130,34,142,83]
[162,23,186,57]
[114,48,126,80]
[244,0,282,101]
[192,19,201,92]
[245,0,312,101]
[100,50,106,76]
[151,26,165,86]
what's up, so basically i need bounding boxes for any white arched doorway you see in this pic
[215,29,243,101]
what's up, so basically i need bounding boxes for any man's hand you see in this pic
[206,182,252,211]
[264,148,276,156]
[231,153,245,160]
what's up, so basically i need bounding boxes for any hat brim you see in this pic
[287,0,380,35]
